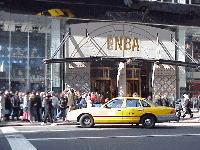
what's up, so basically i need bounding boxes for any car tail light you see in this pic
[171,110,176,114]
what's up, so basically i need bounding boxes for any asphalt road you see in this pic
[1,124,200,150]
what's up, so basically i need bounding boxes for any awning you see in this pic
[43,56,200,68]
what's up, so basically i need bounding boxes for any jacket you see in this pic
[52,96,59,106]
[67,93,75,107]
[5,95,12,111]
[34,95,42,108]
[59,97,67,108]
[11,94,20,108]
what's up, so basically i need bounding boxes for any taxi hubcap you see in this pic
[144,118,152,125]
[84,118,91,125]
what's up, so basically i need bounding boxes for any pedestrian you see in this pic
[67,89,75,112]
[169,93,175,108]
[133,92,139,97]
[59,93,68,121]
[161,93,169,107]
[41,93,46,119]
[51,91,59,121]
[4,90,12,121]
[182,94,193,118]
[80,93,87,108]
[100,94,104,104]
[198,100,200,121]
[0,91,5,122]
[30,93,38,123]
[22,92,30,121]
[146,96,152,101]
[91,92,96,104]
[86,93,93,108]
[11,91,20,120]
[42,92,53,124]
[35,92,42,122]
[153,95,162,106]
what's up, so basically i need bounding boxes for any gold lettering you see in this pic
[132,37,139,51]
[107,36,113,50]
[124,36,131,50]
[115,36,123,50]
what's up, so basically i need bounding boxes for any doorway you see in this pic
[92,80,112,99]
[126,80,140,97]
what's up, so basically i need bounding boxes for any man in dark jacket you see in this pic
[34,92,42,122]
[11,91,20,120]
[59,93,68,121]
[4,90,11,121]
[42,92,53,124]
[183,94,193,118]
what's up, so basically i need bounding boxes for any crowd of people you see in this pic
[0,89,106,123]
[1,89,200,123]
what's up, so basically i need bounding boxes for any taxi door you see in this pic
[122,98,144,123]
[96,98,124,123]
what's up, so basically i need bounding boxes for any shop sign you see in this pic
[107,36,139,51]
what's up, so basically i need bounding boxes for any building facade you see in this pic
[0,11,199,99]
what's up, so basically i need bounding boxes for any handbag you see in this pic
[23,112,28,120]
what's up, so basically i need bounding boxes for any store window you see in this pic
[0,12,52,92]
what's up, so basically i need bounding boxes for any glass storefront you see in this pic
[0,12,53,92]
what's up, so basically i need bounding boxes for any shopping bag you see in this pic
[23,112,28,120]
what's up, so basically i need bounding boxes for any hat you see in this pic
[36,92,40,95]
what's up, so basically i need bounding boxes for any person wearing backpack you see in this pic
[11,91,20,121]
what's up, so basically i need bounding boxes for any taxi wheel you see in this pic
[80,114,94,128]
[141,115,155,128]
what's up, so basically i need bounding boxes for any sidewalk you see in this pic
[0,117,75,127]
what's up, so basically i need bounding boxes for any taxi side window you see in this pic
[126,99,141,107]
[140,100,151,107]
[107,99,123,108]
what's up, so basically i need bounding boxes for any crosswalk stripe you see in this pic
[5,134,37,150]
[1,127,18,133]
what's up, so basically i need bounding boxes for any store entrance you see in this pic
[92,80,111,100]
[126,80,140,97]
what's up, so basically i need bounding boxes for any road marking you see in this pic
[5,134,37,150]
[27,133,200,141]
[0,127,18,133]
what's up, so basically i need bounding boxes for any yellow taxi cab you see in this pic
[66,97,178,128]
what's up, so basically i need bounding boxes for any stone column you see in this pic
[51,18,61,93]
[175,27,186,99]
[117,62,126,97]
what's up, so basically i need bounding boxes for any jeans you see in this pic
[53,105,58,120]
[11,107,19,120]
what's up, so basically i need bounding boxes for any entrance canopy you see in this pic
[43,56,200,68]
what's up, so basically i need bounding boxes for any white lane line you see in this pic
[157,123,200,126]
[27,133,200,141]
[5,134,37,150]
